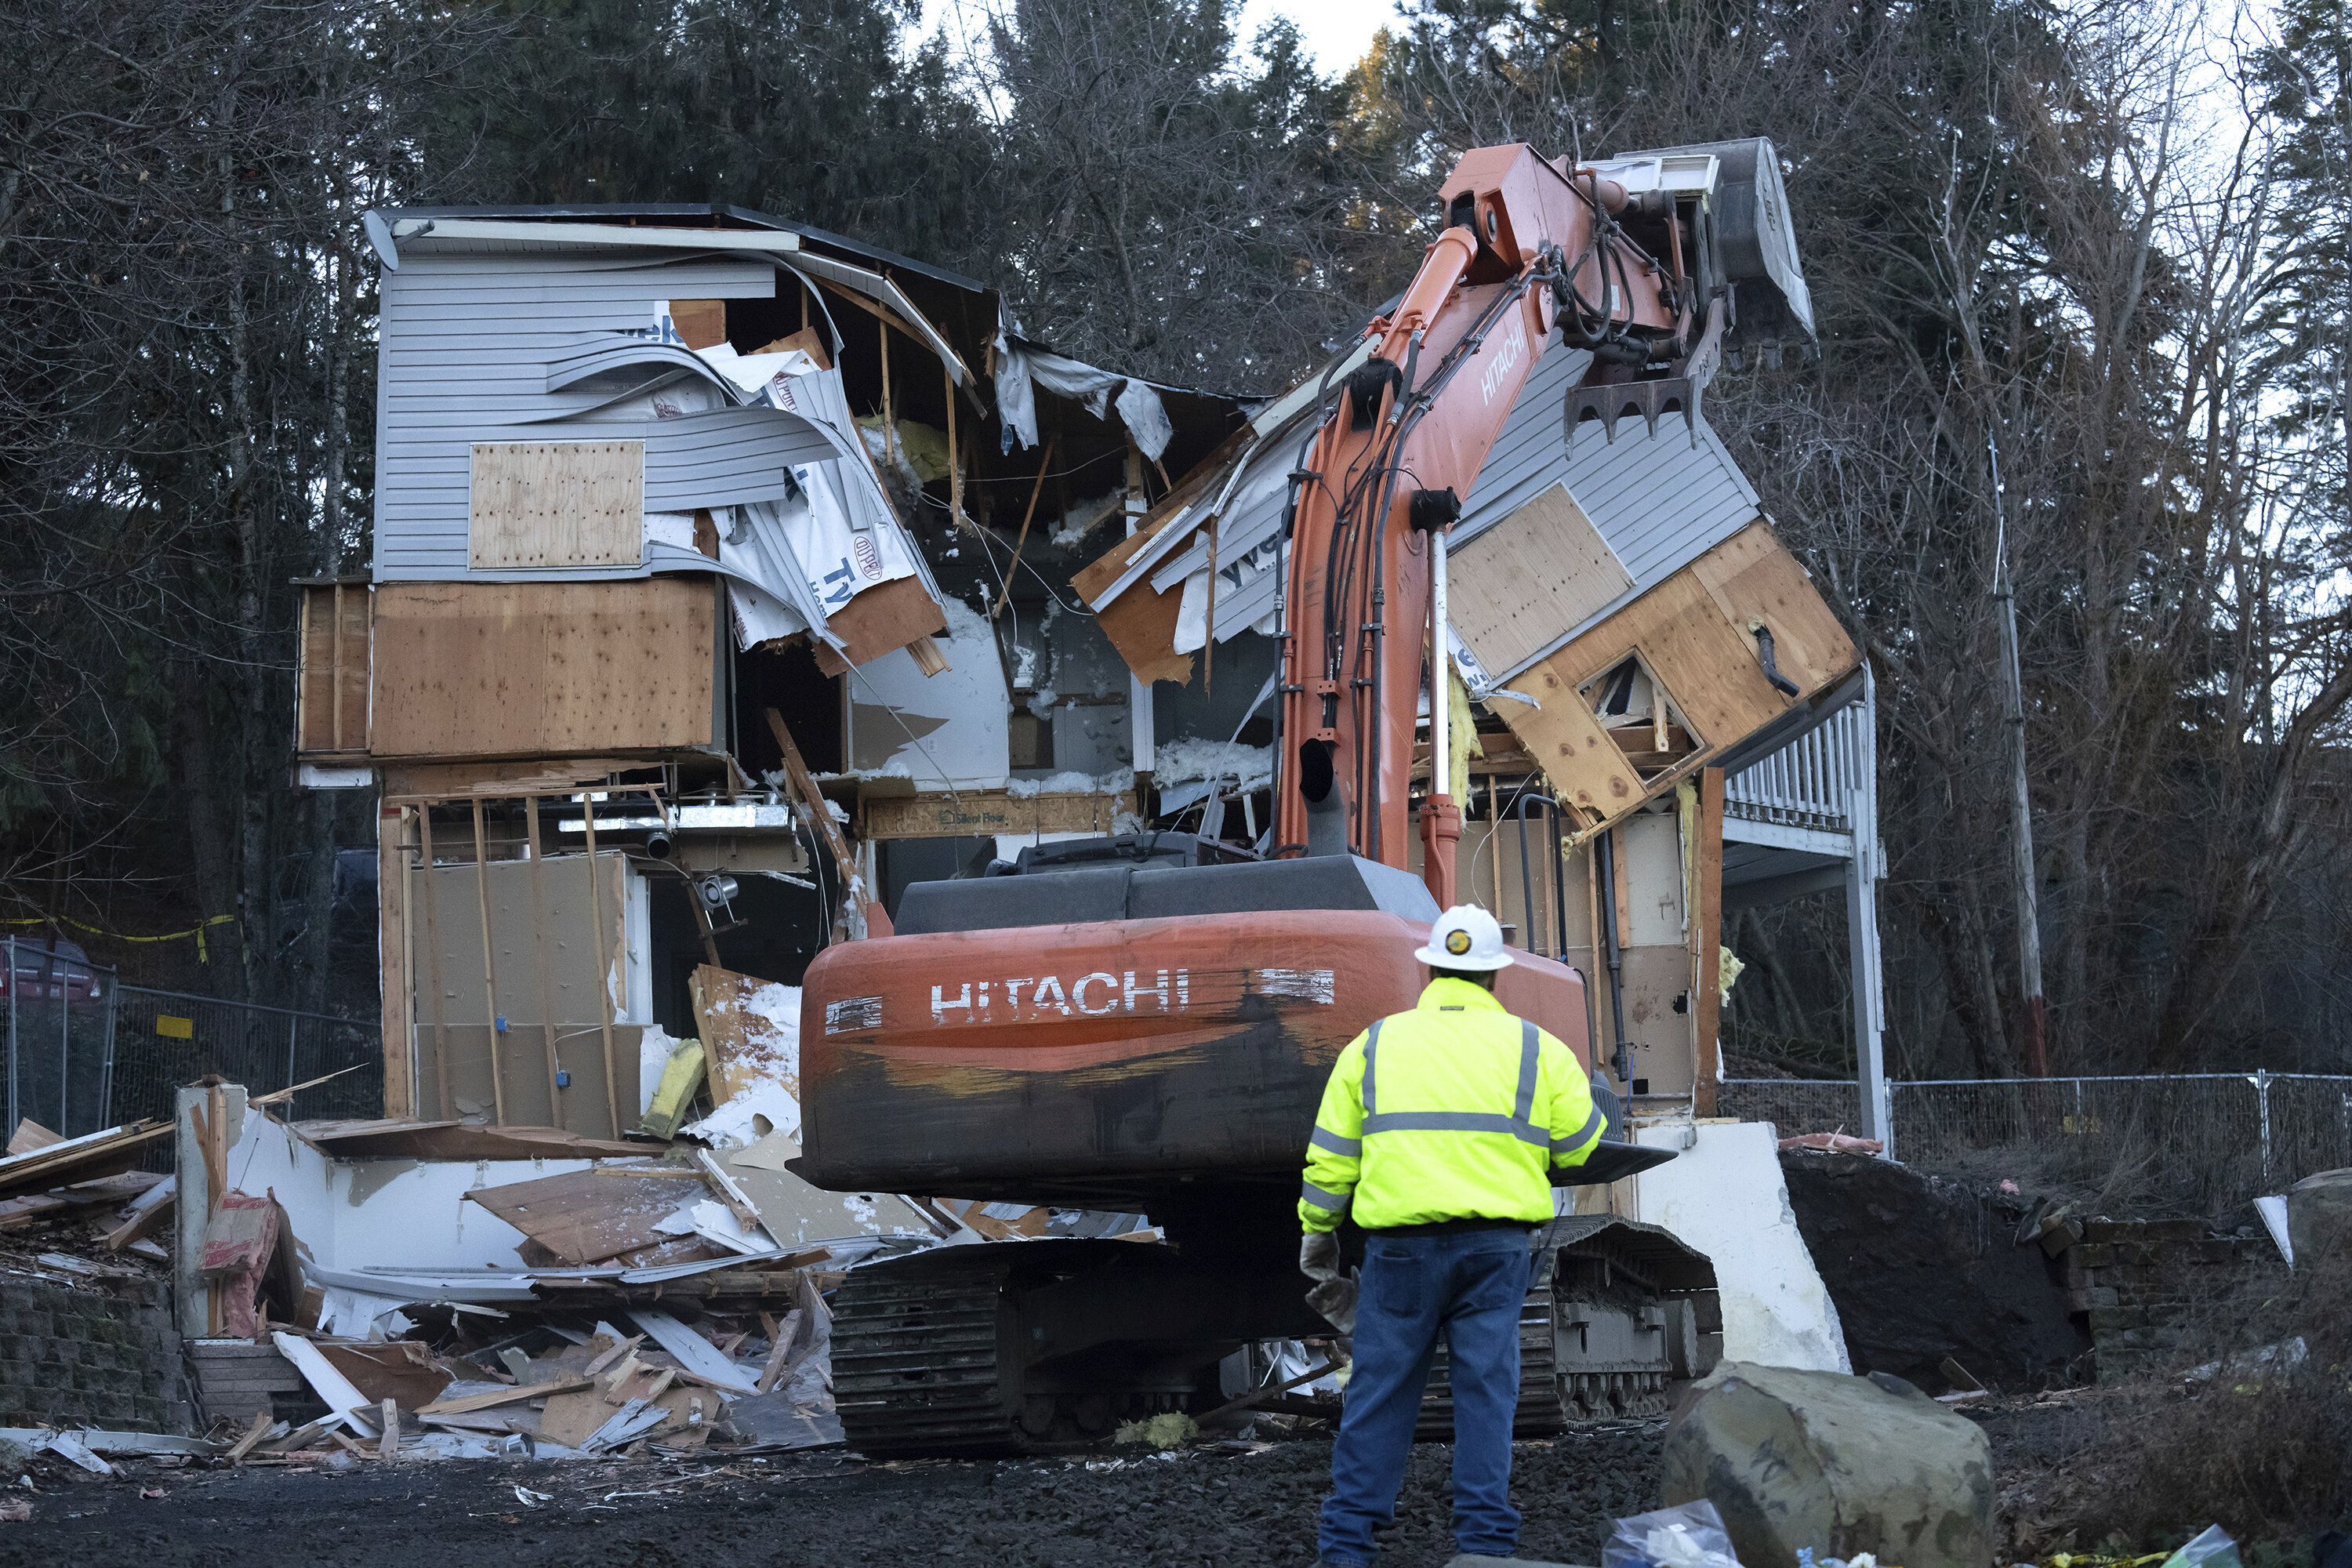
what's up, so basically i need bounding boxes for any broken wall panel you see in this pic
[415,1022,648,1138]
[842,600,1010,788]
[369,579,717,759]
[1450,339,1762,608]
[1494,523,1856,838]
[295,582,371,755]
[809,575,949,677]
[374,252,779,582]
[412,853,626,1027]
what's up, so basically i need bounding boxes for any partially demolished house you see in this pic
[293,203,1887,1152]
[299,205,1255,1136]
[0,196,1900,1463]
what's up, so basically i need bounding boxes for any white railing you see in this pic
[1724,695,1873,833]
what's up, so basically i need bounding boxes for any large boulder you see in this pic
[1658,1362,1994,1568]
[2287,1168,2352,1269]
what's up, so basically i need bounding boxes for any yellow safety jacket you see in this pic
[1298,977,1606,1232]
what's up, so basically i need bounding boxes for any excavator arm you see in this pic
[1275,142,1736,898]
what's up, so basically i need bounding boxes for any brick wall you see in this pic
[2055,1218,2286,1381]
[0,1271,194,1433]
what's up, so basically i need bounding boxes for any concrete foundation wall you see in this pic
[2061,1217,2287,1381]
[0,1274,193,1434]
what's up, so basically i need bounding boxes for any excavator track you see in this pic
[831,1247,1025,1457]
[832,1239,1322,1458]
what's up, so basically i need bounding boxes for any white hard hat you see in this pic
[1412,905,1515,972]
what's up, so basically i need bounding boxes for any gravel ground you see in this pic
[0,1425,1665,1568]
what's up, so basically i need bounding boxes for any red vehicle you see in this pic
[1,937,103,1004]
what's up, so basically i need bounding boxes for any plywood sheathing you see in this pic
[667,299,728,350]
[1071,421,1261,688]
[368,579,715,760]
[1494,522,1854,840]
[689,965,799,1110]
[810,575,949,677]
[1447,484,1634,676]
[468,441,645,570]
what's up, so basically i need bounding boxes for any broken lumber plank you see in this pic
[756,1308,804,1393]
[583,1333,642,1377]
[0,1119,172,1200]
[629,1308,760,1392]
[270,1331,379,1437]
[328,1429,379,1461]
[378,1398,401,1461]
[224,1412,277,1465]
[414,1375,589,1417]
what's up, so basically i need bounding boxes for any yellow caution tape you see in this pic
[2,913,241,963]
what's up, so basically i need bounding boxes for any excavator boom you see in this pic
[1278,143,1726,894]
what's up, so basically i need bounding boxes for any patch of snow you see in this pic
[1004,768,1136,800]
[1152,737,1274,790]
[1050,492,1123,550]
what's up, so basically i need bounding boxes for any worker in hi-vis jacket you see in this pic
[1297,904,1606,1568]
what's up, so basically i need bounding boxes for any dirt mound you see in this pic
[1781,1150,2090,1391]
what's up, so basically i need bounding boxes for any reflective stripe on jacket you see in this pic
[1298,975,1604,1232]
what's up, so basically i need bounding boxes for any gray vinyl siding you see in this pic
[372,245,800,581]
[1453,336,1762,678]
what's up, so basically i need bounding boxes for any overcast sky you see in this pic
[1234,0,1402,70]
[915,0,1404,77]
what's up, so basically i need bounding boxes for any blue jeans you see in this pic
[1317,1227,1533,1566]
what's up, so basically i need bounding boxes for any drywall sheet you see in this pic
[844,597,1010,789]
[413,1023,647,1138]
[369,579,715,759]
[411,851,624,1028]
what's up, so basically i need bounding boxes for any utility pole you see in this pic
[1988,434,2047,1077]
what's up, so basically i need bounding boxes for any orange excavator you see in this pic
[794,139,1808,1455]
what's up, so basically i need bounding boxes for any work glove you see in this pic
[1300,1232,1359,1334]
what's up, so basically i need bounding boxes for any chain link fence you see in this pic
[5,956,381,1147]
[1722,1073,2352,1209]
[107,987,384,1128]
